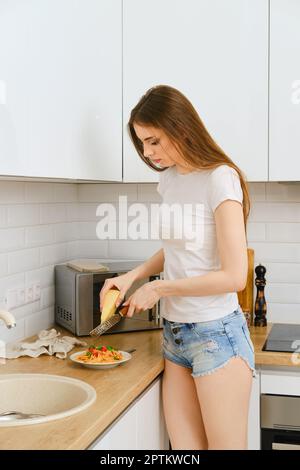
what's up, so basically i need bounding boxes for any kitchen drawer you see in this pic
[261,369,300,396]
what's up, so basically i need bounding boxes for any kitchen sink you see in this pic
[0,374,96,426]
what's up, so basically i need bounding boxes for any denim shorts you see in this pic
[162,308,256,378]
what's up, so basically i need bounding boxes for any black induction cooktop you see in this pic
[262,323,300,353]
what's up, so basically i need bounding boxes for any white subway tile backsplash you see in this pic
[0,182,24,203]
[25,183,55,203]
[12,300,41,320]
[248,183,266,201]
[247,223,266,242]
[78,183,138,202]
[40,286,55,309]
[266,223,300,242]
[137,183,161,202]
[25,307,54,338]
[74,240,109,258]
[0,206,7,227]
[0,254,8,278]
[250,202,300,223]
[267,283,300,304]
[267,303,300,324]
[66,203,79,221]
[7,205,40,227]
[0,228,24,253]
[39,204,67,224]
[265,263,300,283]
[0,319,25,345]
[0,273,25,298]
[75,203,100,221]
[266,182,300,202]
[107,240,162,259]
[54,222,78,243]
[25,225,54,247]
[77,221,99,240]
[53,184,78,203]
[251,243,300,263]
[8,248,40,274]
[25,266,54,288]
[40,243,68,267]
[2,177,300,344]
[66,241,80,259]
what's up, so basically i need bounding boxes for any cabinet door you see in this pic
[247,371,260,450]
[90,376,169,450]
[136,377,169,450]
[123,0,268,182]
[269,0,300,181]
[91,403,138,450]
[0,0,122,181]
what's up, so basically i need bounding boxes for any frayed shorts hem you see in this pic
[191,355,257,379]
[163,351,192,370]
[163,351,256,379]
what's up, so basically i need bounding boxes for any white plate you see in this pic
[69,350,132,369]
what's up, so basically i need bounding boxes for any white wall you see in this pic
[77,181,300,326]
[0,181,78,342]
[1,179,300,344]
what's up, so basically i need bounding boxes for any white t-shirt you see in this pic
[157,164,244,323]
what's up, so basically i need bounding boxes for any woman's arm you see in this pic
[155,200,248,298]
[131,248,165,281]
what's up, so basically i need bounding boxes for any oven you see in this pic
[261,394,300,450]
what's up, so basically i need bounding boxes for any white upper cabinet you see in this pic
[269,0,300,181]
[0,0,122,181]
[123,0,269,183]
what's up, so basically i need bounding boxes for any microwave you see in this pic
[54,260,163,336]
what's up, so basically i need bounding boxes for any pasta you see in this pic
[76,345,123,363]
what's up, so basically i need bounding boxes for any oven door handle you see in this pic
[272,442,300,450]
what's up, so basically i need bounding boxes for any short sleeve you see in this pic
[208,165,243,212]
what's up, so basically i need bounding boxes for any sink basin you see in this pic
[0,374,96,426]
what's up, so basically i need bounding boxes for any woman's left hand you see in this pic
[122,281,162,318]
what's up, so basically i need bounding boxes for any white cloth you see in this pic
[1,329,87,359]
[157,164,243,323]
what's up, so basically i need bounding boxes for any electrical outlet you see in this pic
[25,286,34,303]
[17,288,25,305]
[33,283,41,301]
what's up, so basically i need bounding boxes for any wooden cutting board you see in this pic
[66,259,109,272]
[237,248,254,321]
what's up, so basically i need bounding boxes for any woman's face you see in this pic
[133,122,193,174]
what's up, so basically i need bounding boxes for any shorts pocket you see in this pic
[192,323,226,340]
[242,324,254,353]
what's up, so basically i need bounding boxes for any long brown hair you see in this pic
[128,85,251,233]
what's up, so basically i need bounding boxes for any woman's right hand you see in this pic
[99,271,137,311]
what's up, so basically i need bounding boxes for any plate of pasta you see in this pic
[69,345,132,369]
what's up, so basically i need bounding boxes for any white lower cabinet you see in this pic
[247,370,261,450]
[261,369,300,396]
[89,376,169,450]
[90,370,260,450]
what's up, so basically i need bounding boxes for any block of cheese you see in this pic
[101,289,120,324]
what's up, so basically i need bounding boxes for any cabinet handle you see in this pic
[272,442,300,450]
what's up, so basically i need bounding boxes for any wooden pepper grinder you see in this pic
[254,264,267,326]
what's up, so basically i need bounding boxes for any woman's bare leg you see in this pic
[162,358,208,450]
[193,357,252,450]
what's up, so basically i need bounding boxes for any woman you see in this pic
[100,85,255,450]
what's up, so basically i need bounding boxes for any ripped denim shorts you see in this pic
[162,307,256,378]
